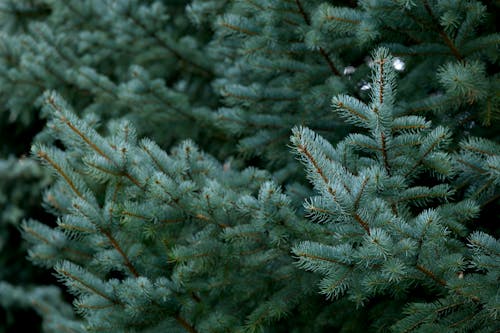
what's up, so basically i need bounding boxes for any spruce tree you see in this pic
[0,0,498,332]
[1,0,225,330]
[212,0,499,167]
[291,48,499,332]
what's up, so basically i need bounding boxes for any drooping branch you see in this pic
[421,0,463,61]
[294,0,342,77]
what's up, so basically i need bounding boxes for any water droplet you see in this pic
[365,56,373,67]
[393,58,405,71]
[343,66,356,75]
[360,82,371,91]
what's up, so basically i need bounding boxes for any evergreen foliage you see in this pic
[290,48,499,332]
[1,0,226,330]
[24,91,329,332]
[0,0,498,332]
[0,0,225,146]
[212,0,499,166]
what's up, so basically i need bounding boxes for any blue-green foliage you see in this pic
[0,157,49,225]
[0,0,498,332]
[0,1,226,330]
[291,48,499,332]
[211,0,499,167]
[0,0,224,147]
[0,282,78,332]
[23,91,334,332]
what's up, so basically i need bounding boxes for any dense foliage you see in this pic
[0,0,498,332]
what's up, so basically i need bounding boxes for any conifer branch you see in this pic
[84,161,124,177]
[107,181,122,217]
[70,200,141,277]
[123,10,212,78]
[421,0,463,61]
[35,29,117,98]
[353,176,369,210]
[7,2,497,331]
[47,96,107,159]
[9,79,45,88]
[350,141,380,151]
[353,214,370,234]
[190,292,202,303]
[47,95,145,189]
[23,224,92,259]
[415,264,481,303]
[122,171,143,189]
[218,115,282,129]
[294,0,310,25]
[393,51,450,57]
[295,144,334,197]
[294,0,341,77]
[294,252,343,265]
[139,85,194,121]
[395,192,446,203]
[308,205,337,216]
[45,193,67,213]
[391,124,428,131]
[244,0,265,11]
[335,101,368,121]
[57,268,117,304]
[38,104,143,279]
[481,193,500,208]
[448,312,479,329]
[121,211,183,224]
[102,229,139,277]
[239,245,267,256]
[325,15,360,25]
[219,22,259,36]
[470,178,494,200]
[296,143,370,234]
[58,223,94,235]
[323,267,353,295]
[400,301,466,333]
[406,99,449,115]
[221,90,298,102]
[376,58,386,105]
[194,211,229,229]
[404,132,447,178]
[380,132,391,176]
[461,143,498,156]
[318,48,342,77]
[141,145,172,177]
[36,150,83,199]
[23,225,52,245]
[415,264,447,287]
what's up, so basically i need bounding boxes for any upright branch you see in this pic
[376,58,386,105]
[35,150,83,199]
[294,138,371,234]
[380,131,391,176]
[46,95,144,190]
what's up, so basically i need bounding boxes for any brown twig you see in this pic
[380,132,391,176]
[174,315,198,333]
